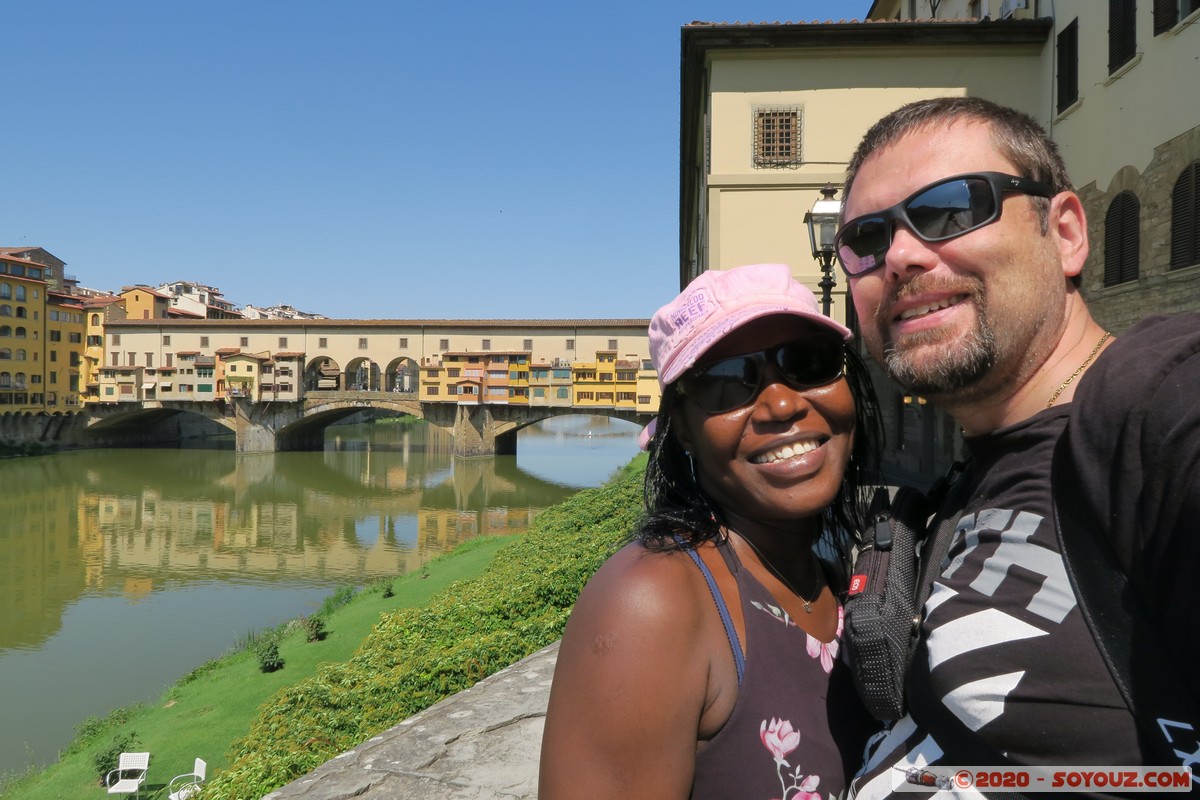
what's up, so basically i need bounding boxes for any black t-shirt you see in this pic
[849,313,1200,799]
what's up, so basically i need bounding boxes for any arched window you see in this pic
[15,286,26,301]
[15,349,26,361]
[15,372,26,389]
[0,326,9,337]
[0,372,9,388]
[1104,191,1140,286]
[14,306,26,318]
[0,283,9,299]
[0,305,10,317]
[1171,161,1200,270]
[0,349,10,360]
[15,327,26,339]
[91,313,101,326]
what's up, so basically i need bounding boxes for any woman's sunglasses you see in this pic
[834,171,1055,276]
[678,335,845,415]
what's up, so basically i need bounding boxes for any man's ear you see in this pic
[1051,191,1089,279]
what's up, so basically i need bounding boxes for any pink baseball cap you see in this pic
[649,263,852,390]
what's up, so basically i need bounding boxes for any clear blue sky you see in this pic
[3,1,868,320]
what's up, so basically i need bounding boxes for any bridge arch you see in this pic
[277,396,424,450]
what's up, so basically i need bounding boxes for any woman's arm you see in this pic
[539,543,728,800]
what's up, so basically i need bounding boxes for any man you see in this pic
[836,97,1200,796]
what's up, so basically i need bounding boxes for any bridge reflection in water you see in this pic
[0,415,640,776]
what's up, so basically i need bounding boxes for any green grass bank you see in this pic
[3,455,644,800]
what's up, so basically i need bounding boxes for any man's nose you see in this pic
[883,222,939,283]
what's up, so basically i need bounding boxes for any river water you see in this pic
[0,415,640,776]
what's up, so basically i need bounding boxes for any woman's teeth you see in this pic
[752,440,819,464]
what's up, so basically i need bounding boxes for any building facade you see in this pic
[45,291,86,410]
[95,319,660,416]
[0,254,50,411]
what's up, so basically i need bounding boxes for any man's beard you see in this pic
[876,282,997,399]
[883,324,996,398]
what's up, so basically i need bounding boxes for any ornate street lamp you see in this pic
[803,184,842,317]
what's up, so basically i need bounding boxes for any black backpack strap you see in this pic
[1051,432,1200,784]
[843,459,976,722]
[844,485,929,721]
[913,458,974,613]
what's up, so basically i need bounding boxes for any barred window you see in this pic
[753,108,802,168]
[1104,191,1139,286]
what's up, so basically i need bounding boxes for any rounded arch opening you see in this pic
[345,358,379,391]
[385,357,419,393]
[305,357,342,390]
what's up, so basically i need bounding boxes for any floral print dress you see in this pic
[687,538,875,800]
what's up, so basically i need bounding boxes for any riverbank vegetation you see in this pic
[2,455,644,799]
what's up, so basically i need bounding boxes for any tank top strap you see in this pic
[675,535,745,684]
[712,532,743,574]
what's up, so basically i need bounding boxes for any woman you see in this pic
[540,263,882,800]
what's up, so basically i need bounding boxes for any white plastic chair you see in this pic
[167,757,207,800]
[104,751,150,798]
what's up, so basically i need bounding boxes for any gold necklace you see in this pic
[1045,331,1111,409]
[732,530,823,613]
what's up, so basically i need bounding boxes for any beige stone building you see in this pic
[680,1,1200,480]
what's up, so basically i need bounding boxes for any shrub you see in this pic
[91,731,141,784]
[300,615,328,643]
[253,634,284,673]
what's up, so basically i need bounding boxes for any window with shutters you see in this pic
[1170,162,1200,270]
[1108,0,1137,74]
[1104,192,1140,286]
[1154,0,1200,35]
[1057,20,1080,112]
[753,108,803,168]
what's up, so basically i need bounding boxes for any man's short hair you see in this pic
[842,96,1074,235]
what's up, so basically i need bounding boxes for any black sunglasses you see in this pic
[679,335,846,415]
[834,171,1055,276]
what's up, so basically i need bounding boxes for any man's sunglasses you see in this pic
[834,171,1055,276]
[678,335,845,415]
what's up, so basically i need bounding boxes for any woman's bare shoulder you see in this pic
[573,541,713,630]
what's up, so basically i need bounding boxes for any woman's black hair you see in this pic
[635,344,883,592]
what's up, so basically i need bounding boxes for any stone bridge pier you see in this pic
[419,403,523,457]
[232,400,314,453]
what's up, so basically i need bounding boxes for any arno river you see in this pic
[0,415,640,777]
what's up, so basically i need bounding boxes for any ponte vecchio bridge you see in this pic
[80,318,658,455]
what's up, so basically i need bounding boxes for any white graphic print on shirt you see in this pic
[850,500,1136,800]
